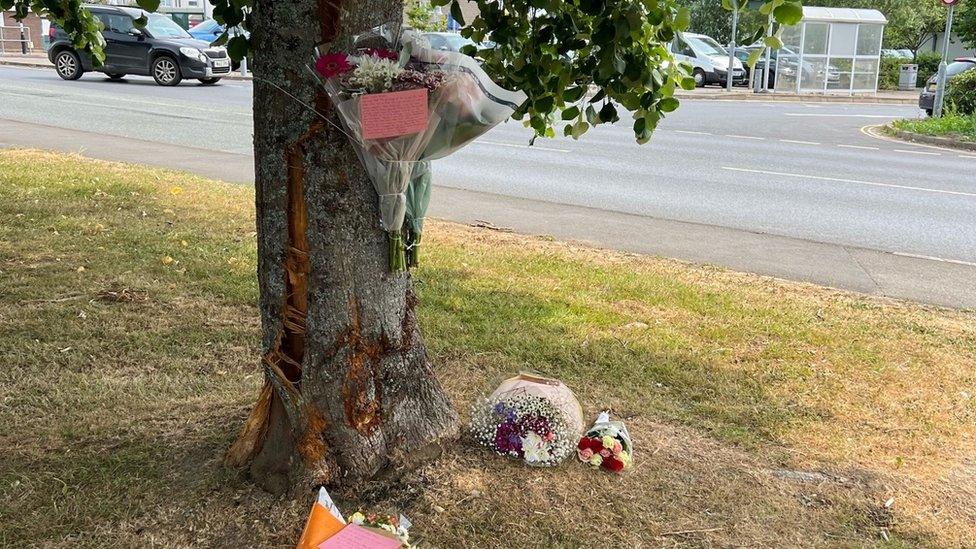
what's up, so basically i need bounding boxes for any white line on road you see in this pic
[721,166,976,198]
[780,139,820,145]
[784,113,909,118]
[674,130,712,135]
[476,140,571,153]
[959,155,976,160]
[892,252,976,268]
[893,149,941,156]
[837,144,880,150]
[725,134,765,140]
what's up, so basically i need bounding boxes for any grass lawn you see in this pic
[891,113,976,143]
[1,149,974,548]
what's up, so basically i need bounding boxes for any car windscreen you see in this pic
[146,14,191,39]
[687,36,727,57]
[947,61,976,77]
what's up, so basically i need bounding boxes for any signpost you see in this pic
[933,0,962,118]
[726,1,740,92]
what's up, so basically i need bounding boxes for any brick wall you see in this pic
[1,11,45,53]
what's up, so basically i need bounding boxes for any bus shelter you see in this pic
[774,7,887,95]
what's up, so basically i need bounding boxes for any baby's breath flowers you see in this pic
[470,393,577,467]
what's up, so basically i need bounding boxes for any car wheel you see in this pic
[106,73,126,80]
[54,50,83,81]
[197,77,221,85]
[693,69,706,88]
[152,56,182,86]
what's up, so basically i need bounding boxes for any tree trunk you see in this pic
[225,0,460,495]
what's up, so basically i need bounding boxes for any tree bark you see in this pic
[226,0,459,495]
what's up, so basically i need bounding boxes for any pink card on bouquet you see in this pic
[360,89,429,140]
[317,524,402,549]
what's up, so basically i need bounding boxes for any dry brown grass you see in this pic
[1,149,974,548]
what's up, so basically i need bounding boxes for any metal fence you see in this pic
[0,25,33,54]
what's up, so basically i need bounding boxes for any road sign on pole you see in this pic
[726,3,739,92]
[933,0,962,118]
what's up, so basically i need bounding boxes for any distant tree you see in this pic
[957,2,976,51]
[405,0,446,32]
[678,0,763,44]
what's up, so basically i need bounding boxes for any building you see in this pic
[0,10,46,53]
[924,32,975,60]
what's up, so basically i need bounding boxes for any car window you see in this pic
[195,19,219,33]
[95,13,134,34]
[686,36,727,57]
[673,37,695,58]
[145,14,191,39]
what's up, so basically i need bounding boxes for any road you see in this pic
[2,65,975,308]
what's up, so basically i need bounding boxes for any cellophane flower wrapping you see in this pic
[405,161,431,268]
[313,35,526,272]
[577,411,634,473]
[470,373,584,467]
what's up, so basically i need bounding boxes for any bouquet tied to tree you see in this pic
[313,33,525,271]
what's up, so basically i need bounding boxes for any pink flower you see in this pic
[315,52,353,78]
[363,47,398,60]
[600,448,611,458]
[613,441,623,454]
[578,448,594,461]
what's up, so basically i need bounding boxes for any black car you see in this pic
[919,58,976,116]
[48,5,231,86]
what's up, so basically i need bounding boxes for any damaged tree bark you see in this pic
[225,0,459,494]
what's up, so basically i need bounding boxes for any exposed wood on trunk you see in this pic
[228,0,460,495]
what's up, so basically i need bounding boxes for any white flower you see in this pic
[521,431,552,463]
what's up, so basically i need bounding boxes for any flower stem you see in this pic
[389,231,406,272]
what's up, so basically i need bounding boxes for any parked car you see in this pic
[187,18,223,43]
[736,45,841,89]
[897,49,915,60]
[48,5,231,86]
[422,32,474,52]
[918,57,976,116]
[669,32,745,87]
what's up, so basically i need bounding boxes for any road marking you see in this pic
[675,130,712,135]
[959,155,976,160]
[837,144,880,150]
[721,166,976,198]
[892,252,976,268]
[893,149,941,156]
[780,139,820,145]
[784,113,909,118]
[725,134,764,140]
[476,140,571,153]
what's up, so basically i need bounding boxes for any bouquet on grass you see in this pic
[470,373,584,467]
[313,36,525,271]
[577,411,634,473]
[297,487,414,548]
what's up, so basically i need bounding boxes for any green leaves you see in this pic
[468,0,800,144]
[135,0,161,12]
[227,35,249,61]
[450,1,466,27]
[773,1,803,26]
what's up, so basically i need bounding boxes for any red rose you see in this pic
[578,436,600,453]
[603,456,625,473]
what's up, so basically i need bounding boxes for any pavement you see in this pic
[1,63,974,309]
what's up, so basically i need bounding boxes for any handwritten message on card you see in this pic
[317,524,402,549]
[360,89,429,140]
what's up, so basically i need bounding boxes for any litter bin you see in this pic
[899,64,918,90]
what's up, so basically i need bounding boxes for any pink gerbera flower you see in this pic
[315,52,353,78]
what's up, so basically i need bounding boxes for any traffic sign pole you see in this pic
[934,0,961,118]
